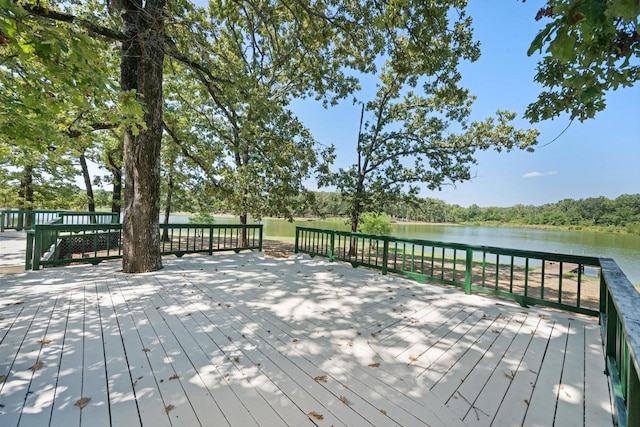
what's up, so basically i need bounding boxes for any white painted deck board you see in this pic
[0,253,614,427]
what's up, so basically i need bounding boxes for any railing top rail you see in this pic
[296,226,601,265]
[600,258,640,375]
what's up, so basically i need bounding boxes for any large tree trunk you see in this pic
[79,152,96,215]
[17,165,34,230]
[120,0,165,273]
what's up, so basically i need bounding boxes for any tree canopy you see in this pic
[526,0,640,122]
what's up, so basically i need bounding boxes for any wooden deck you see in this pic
[0,253,613,426]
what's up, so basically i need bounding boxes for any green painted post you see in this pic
[0,211,4,232]
[32,226,42,270]
[464,248,473,295]
[294,227,300,253]
[25,230,34,270]
[627,357,640,427]
[329,231,335,262]
[208,225,214,255]
[382,238,389,275]
[258,225,263,252]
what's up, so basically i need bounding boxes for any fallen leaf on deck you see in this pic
[0,375,7,382]
[339,396,350,406]
[380,409,387,415]
[226,304,231,308]
[74,397,91,409]
[233,356,240,363]
[504,371,515,380]
[524,399,529,406]
[142,348,150,353]
[37,339,52,345]
[14,301,24,305]
[169,374,179,380]
[346,341,353,347]
[292,338,299,343]
[30,361,43,371]
[165,404,175,414]
[227,336,233,342]
[368,363,380,368]
[308,411,323,420]
[314,375,328,383]
[409,357,418,363]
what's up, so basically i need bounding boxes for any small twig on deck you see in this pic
[457,391,489,420]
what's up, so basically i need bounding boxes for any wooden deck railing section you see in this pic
[1,209,119,231]
[295,226,640,427]
[25,223,263,270]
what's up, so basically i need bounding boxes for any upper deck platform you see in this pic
[0,252,612,426]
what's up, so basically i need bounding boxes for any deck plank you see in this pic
[490,314,556,426]
[554,320,586,426]
[522,319,571,427]
[18,294,70,427]
[584,324,613,426]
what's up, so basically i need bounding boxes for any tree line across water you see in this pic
[297,192,640,234]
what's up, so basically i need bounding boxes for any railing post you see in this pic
[258,225,263,252]
[629,360,640,427]
[465,248,473,294]
[208,225,214,255]
[32,226,42,270]
[25,230,34,270]
[294,227,300,253]
[381,237,389,275]
[329,231,335,262]
[0,211,4,232]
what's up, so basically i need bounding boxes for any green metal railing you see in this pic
[1,209,118,231]
[26,223,262,270]
[295,226,639,427]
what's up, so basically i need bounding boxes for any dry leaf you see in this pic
[409,357,418,363]
[379,409,387,415]
[160,286,167,291]
[524,399,529,406]
[165,404,175,414]
[504,371,515,380]
[233,356,240,363]
[292,339,299,343]
[368,363,380,368]
[14,301,24,305]
[142,348,150,353]
[226,304,231,308]
[314,375,328,383]
[0,374,7,382]
[37,339,52,345]
[339,396,350,406]
[30,361,43,371]
[227,336,233,342]
[346,341,353,347]
[169,374,179,380]
[308,411,323,420]
[75,397,91,409]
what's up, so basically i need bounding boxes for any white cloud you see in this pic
[522,170,558,178]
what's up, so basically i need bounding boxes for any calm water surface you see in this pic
[171,215,640,284]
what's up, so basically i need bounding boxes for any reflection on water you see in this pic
[169,215,640,284]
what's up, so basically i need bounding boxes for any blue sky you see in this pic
[291,0,640,207]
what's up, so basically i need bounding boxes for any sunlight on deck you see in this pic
[0,253,613,426]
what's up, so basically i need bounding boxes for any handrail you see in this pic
[26,223,263,270]
[295,226,639,427]
[1,209,119,231]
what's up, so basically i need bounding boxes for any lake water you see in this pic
[170,215,640,284]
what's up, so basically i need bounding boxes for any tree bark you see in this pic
[120,0,165,273]
[79,152,96,215]
[16,165,33,229]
